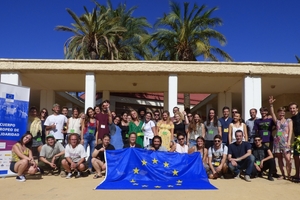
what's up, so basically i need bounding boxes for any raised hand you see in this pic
[269,96,276,104]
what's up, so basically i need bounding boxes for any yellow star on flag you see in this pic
[152,158,158,164]
[141,159,147,165]
[172,169,179,176]
[163,161,169,168]
[177,180,182,184]
[133,167,139,174]
[130,179,135,183]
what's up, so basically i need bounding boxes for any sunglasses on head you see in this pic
[214,140,221,143]
[178,138,184,141]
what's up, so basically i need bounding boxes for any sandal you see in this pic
[277,175,285,180]
[93,174,102,179]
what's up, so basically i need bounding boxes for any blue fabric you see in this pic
[109,123,124,150]
[95,148,216,190]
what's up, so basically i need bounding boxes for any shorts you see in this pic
[10,162,16,173]
[67,160,88,169]
[32,138,43,147]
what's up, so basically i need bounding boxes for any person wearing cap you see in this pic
[44,103,68,145]
[38,134,65,176]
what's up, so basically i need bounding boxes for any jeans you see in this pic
[228,155,255,176]
[189,139,196,148]
[252,158,276,177]
[83,133,95,168]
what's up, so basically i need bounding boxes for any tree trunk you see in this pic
[184,93,190,110]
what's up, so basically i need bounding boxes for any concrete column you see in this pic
[163,91,168,111]
[0,72,22,86]
[85,72,96,112]
[218,92,232,117]
[242,75,262,120]
[102,90,110,101]
[168,74,178,113]
[40,90,55,111]
[110,99,116,112]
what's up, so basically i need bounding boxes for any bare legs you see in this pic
[91,158,106,177]
[14,159,29,176]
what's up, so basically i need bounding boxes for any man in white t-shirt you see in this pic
[208,135,228,179]
[170,133,188,153]
[44,104,68,144]
[61,133,87,179]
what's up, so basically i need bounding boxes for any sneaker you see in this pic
[66,172,72,179]
[234,172,240,179]
[75,172,81,178]
[245,175,251,182]
[16,175,26,182]
[268,176,274,181]
[60,171,66,178]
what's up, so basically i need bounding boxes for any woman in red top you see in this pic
[81,107,99,171]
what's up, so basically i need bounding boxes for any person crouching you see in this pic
[61,133,87,179]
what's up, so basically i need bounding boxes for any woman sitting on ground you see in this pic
[188,136,209,171]
[10,133,38,182]
[91,134,115,179]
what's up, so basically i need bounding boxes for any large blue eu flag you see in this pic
[95,148,217,190]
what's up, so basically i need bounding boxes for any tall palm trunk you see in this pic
[184,93,190,110]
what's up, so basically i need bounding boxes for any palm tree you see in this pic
[94,0,152,60]
[151,1,232,108]
[296,55,300,63]
[55,6,126,59]
[56,1,151,60]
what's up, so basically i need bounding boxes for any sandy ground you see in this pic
[0,172,298,200]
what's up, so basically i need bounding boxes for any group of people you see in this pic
[10,97,300,183]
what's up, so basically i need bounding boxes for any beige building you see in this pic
[0,59,300,120]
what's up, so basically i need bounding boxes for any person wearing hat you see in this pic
[44,103,68,145]
[38,134,65,176]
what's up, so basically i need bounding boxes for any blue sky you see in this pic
[1,0,299,63]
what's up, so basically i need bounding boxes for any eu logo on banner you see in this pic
[95,148,217,190]
[5,93,14,103]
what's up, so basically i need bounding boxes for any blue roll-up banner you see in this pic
[0,82,30,177]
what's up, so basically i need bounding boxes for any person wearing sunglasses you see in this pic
[153,110,161,125]
[252,135,275,181]
[39,108,49,144]
[253,107,275,148]
[228,130,254,182]
[170,133,188,153]
[207,135,228,179]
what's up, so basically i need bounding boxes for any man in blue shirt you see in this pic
[219,106,233,145]
[228,130,254,182]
